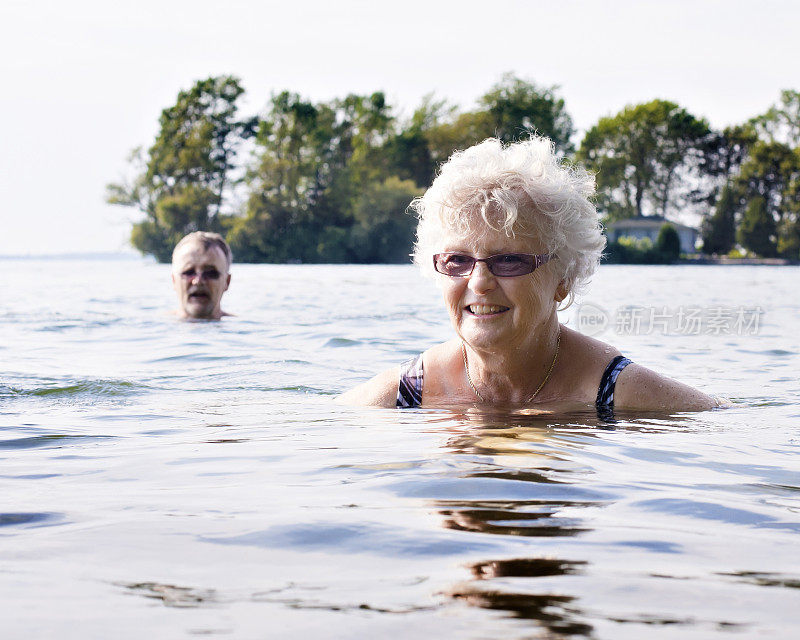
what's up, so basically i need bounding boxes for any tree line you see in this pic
[107,75,800,262]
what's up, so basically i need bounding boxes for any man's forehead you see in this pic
[172,241,228,268]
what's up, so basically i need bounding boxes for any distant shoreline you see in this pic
[0,253,147,261]
[680,256,799,266]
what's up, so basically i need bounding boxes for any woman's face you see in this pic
[436,227,562,352]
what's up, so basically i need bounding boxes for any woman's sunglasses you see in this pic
[433,252,552,277]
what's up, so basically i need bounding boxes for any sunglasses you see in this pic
[180,268,222,281]
[432,252,552,277]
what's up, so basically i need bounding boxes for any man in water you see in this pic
[171,232,232,320]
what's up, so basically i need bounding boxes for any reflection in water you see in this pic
[422,405,692,435]
[121,582,218,608]
[426,415,606,637]
[438,500,591,538]
[448,557,593,637]
[717,571,800,589]
[470,557,588,579]
[436,492,595,634]
[421,406,606,433]
[426,409,798,636]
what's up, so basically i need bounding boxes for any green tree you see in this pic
[777,215,800,259]
[233,91,406,263]
[227,202,313,263]
[737,196,777,257]
[701,182,738,254]
[426,74,574,164]
[350,177,421,263]
[604,237,661,264]
[776,151,800,259]
[385,94,452,187]
[578,100,713,221]
[727,91,800,259]
[707,125,757,179]
[656,224,681,262]
[229,92,337,262]
[696,125,757,252]
[107,76,253,261]
[322,92,396,220]
[733,141,800,257]
[753,89,800,147]
[478,73,574,153]
[424,110,494,166]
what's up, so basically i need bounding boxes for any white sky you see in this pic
[1,0,798,255]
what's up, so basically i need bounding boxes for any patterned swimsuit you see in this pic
[396,353,632,421]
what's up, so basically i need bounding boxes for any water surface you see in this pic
[2,260,799,638]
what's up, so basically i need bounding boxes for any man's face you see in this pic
[171,241,231,320]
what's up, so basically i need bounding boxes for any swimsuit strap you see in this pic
[397,354,424,408]
[595,355,632,421]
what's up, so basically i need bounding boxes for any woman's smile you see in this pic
[465,304,509,316]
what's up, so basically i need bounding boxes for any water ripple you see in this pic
[0,434,117,450]
[1,378,146,398]
[0,512,64,528]
[203,522,500,556]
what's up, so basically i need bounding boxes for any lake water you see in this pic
[2,259,799,639]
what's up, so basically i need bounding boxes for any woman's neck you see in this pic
[462,317,562,404]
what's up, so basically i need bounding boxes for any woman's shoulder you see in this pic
[338,342,459,408]
[556,327,623,397]
[337,366,401,408]
[562,325,622,359]
[560,326,720,412]
[613,362,720,412]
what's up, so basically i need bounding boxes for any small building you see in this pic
[604,216,699,254]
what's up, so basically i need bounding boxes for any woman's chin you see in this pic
[459,329,509,351]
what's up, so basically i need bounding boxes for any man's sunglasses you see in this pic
[432,252,552,278]
[180,268,222,281]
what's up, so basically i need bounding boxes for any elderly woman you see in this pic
[341,137,721,418]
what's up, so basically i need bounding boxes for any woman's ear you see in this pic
[555,280,569,302]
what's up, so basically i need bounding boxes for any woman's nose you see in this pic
[467,261,496,293]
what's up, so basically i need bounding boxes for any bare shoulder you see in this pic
[554,327,623,399]
[613,362,720,412]
[560,326,622,365]
[337,367,399,408]
[560,326,724,412]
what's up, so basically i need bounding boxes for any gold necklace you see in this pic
[462,330,561,404]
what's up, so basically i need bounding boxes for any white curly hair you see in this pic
[411,136,605,308]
